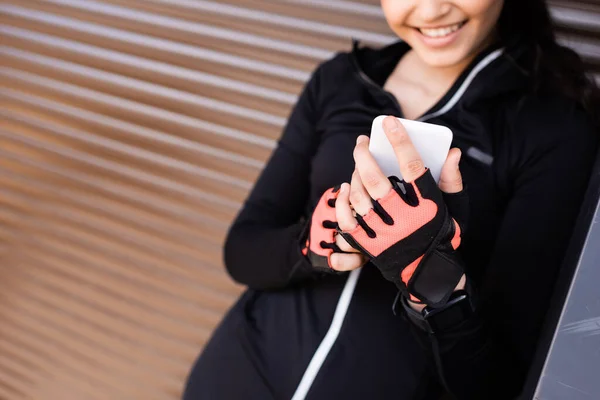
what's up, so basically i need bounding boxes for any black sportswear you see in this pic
[184,40,598,400]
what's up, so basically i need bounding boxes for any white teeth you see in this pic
[419,22,463,38]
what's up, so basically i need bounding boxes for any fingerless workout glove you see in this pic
[339,170,468,307]
[301,185,342,273]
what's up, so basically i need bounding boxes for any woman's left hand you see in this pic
[337,116,467,308]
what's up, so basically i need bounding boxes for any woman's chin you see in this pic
[412,46,474,69]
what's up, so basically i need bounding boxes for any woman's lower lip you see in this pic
[415,24,464,48]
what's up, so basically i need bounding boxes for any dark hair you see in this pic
[497,0,600,125]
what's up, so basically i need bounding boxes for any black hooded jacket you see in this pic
[186,40,598,400]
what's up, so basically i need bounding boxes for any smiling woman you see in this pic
[381,0,502,67]
[380,0,505,120]
[418,21,467,46]
[183,1,599,399]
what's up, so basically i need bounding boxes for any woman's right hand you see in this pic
[302,185,368,272]
[331,183,369,271]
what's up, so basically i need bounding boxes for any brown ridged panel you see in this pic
[0,1,598,398]
[550,0,600,82]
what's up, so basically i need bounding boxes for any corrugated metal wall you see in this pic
[0,1,598,399]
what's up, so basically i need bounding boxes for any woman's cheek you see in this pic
[380,0,412,40]
[461,0,504,45]
[460,0,502,18]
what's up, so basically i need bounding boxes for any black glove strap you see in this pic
[408,248,465,307]
[406,211,465,307]
[396,281,475,334]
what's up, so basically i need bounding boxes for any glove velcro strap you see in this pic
[408,249,464,307]
[407,215,464,306]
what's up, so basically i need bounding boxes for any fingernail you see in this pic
[356,135,368,144]
[329,253,338,268]
[340,183,348,193]
[384,116,399,132]
[454,149,462,169]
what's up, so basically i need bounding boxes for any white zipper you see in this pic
[291,268,361,400]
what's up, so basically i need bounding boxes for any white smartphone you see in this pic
[369,115,453,183]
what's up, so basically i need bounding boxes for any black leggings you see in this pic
[183,295,277,400]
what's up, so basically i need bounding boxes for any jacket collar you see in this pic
[349,38,529,121]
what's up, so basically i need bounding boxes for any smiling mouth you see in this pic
[416,21,467,38]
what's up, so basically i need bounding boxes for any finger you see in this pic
[353,135,392,200]
[335,231,359,253]
[349,169,374,216]
[382,116,426,183]
[330,252,367,272]
[336,182,358,231]
[438,148,463,194]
